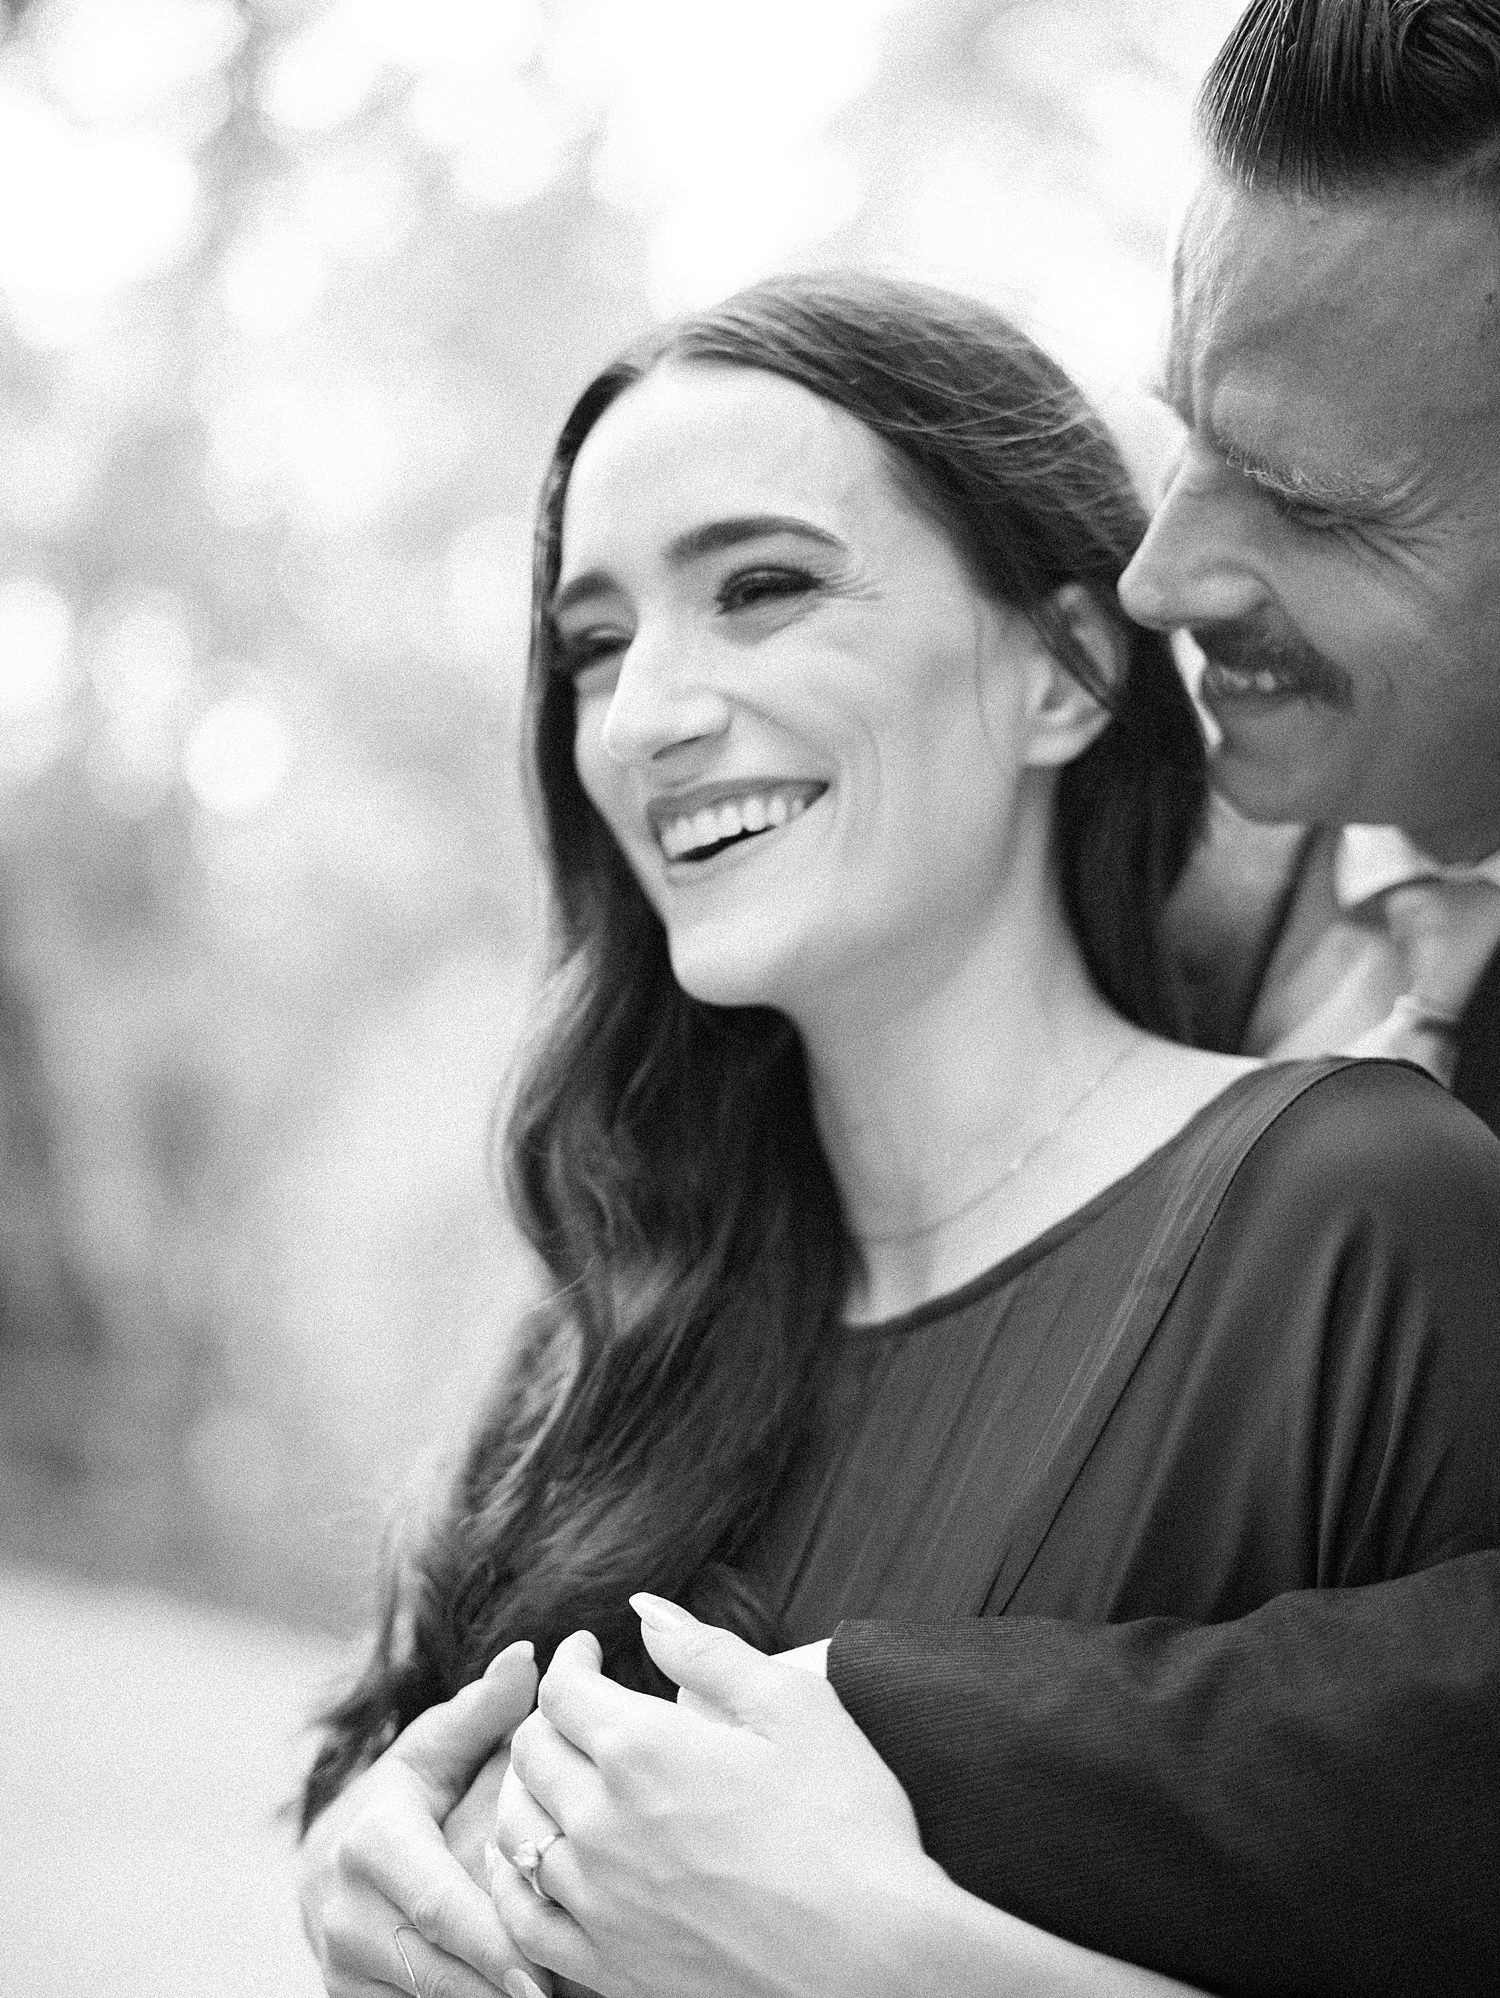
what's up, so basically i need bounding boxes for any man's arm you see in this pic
[830,1554,1500,1997]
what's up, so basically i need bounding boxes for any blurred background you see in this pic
[0,0,1239,1987]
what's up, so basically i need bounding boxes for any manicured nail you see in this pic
[483,1840,503,1885]
[630,1592,694,1632]
[503,1971,548,1998]
[485,1639,534,1675]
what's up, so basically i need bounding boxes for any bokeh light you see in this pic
[298,146,416,258]
[85,595,200,814]
[259,8,385,134]
[0,87,199,344]
[0,575,76,778]
[36,0,244,123]
[567,0,895,311]
[183,695,291,817]
[220,217,330,340]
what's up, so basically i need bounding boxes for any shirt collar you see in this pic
[1334,823,1500,912]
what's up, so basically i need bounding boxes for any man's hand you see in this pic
[298,1640,552,1998]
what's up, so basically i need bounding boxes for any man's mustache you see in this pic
[1190,620,1354,708]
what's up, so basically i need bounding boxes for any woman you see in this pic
[298,274,1500,1998]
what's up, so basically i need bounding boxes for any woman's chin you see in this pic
[668,958,780,1013]
[666,931,805,1015]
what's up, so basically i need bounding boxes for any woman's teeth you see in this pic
[660,789,811,861]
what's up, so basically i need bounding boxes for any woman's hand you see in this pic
[445,1744,512,1888]
[489,1762,601,1998]
[299,1640,553,1998]
[490,1605,1212,1998]
[488,1600,939,1998]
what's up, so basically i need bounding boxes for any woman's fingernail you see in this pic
[503,1972,547,1998]
[483,1840,503,1884]
[486,1639,535,1675]
[630,1592,694,1632]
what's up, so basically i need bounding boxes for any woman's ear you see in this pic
[1022,582,1122,769]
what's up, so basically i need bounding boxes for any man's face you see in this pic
[1119,166,1500,860]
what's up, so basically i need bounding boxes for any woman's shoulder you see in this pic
[1123,1063,1500,1597]
[1240,1056,1500,1190]
[1168,1058,1500,1458]
[1202,1061,1500,1573]
[1121,1049,1500,1226]
[1209,1056,1500,1285]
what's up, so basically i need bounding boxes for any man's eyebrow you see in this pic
[550,515,845,619]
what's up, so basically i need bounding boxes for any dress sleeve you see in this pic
[829,1070,1500,1997]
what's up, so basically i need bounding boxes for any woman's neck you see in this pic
[796,896,1144,1325]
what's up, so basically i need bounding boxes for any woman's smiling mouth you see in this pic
[649,780,828,862]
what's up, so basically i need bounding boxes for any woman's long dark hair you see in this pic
[301,271,1206,1828]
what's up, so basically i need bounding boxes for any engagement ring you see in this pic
[510,1829,564,1903]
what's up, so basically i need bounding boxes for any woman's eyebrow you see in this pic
[551,515,845,619]
[665,514,846,563]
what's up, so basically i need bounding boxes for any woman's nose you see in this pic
[1119,440,1271,633]
[597,636,731,768]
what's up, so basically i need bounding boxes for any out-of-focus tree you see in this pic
[0,0,657,1624]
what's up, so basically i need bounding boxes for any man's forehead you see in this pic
[1168,169,1500,408]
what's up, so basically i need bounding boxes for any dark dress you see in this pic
[745,1060,1500,1997]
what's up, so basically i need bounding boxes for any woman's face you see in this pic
[553,362,1081,1017]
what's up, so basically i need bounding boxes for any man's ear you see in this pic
[1023,582,1122,769]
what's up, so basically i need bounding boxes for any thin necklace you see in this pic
[856,1034,1142,1247]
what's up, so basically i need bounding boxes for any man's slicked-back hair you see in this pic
[1199,0,1500,199]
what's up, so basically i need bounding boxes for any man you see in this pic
[306,9,1500,1996]
[1129,0,1500,1126]
[835,5,1500,1991]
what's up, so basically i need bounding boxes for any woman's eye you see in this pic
[554,628,629,679]
[716,566,820,614]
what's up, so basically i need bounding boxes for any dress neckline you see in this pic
[839,1063,1281,1341]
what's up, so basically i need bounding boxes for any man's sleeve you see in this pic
[829,1553,1500,1998]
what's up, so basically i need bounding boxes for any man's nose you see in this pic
[597,635,731,768]
[1119,441,1269,632]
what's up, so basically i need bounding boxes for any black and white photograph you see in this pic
[2,1,1497,1993]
